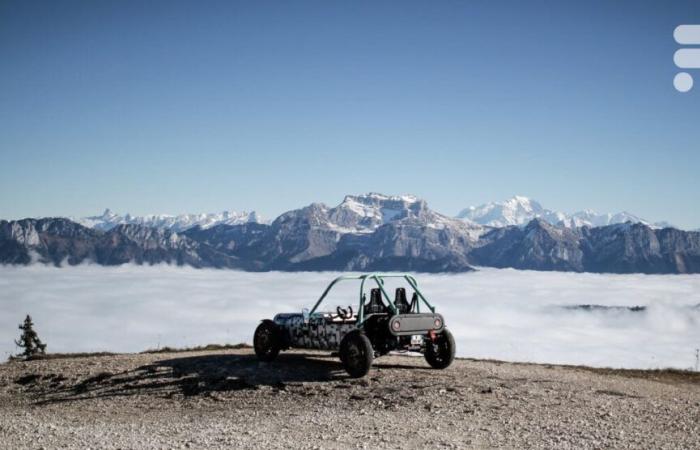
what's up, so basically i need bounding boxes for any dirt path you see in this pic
[1,349,699,449]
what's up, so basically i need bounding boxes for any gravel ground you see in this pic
[1,348,699,449]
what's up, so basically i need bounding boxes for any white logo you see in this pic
[674,25,700,92]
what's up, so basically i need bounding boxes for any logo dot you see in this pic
[674,72,693,92]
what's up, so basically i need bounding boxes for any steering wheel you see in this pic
[336,305,354,320]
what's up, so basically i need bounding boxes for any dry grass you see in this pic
[8,352,118,362]
[578,366,700,385]
[462,356,700,385]
[5,343,252,363]
[140,343,251,354]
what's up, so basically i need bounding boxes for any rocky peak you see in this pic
[458,195,561,227]
[110,224,182,246]
[458,196,661,229]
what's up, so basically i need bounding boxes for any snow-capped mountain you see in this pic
[457,196,668,229]
[2,193,699,274]
[457,196,565,228]
[75,209,264,232]
[558,210,646,228]
[325,193,478,235]
[327,193,422,233]
[187,193,483,271]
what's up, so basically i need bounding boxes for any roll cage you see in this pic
[308,273,436,327]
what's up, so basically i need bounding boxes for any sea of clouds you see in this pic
[1,265,699,370]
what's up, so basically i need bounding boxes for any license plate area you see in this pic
[410,335,424,345]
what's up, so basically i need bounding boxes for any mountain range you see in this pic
[1,193,698,274]
[74,209,263,232]
[69,194,677,233]
[457,195,673,229]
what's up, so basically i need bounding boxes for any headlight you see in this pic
[392,320,401,331]
[434,318,442,329]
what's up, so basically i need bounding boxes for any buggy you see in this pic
[253,273,455,377]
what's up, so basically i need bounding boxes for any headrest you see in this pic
[395,287,407,303]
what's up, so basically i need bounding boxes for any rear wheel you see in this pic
[424,328,455,369]
[339,330,373,378]
[254,320,281,362]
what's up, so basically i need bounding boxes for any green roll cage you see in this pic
[308,273,436,327]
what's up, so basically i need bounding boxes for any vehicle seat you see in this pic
[364,288,387,315]
[394,287,410,314]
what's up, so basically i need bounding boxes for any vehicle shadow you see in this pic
[35,352,351,404]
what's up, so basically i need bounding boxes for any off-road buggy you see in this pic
[253,273,455,377]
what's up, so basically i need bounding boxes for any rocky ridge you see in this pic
[2,194,700,274]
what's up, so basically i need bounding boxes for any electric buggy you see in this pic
[253,273,455,377]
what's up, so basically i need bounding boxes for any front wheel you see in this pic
[424,328,456,369]
[254,320,281,362]
[339,330,374,378]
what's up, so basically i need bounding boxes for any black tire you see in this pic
[254,320,281,362]
[339,330,374,378]
[424,328,456,369]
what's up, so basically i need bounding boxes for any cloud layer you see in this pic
[1,265,699,369]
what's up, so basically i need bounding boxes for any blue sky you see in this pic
[1,0,699,228]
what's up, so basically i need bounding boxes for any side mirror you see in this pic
[302,308,310,324]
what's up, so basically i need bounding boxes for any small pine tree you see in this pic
[15,315,47,359]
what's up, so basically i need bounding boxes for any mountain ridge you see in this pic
[457,195,673,229]
[2,194,699,274]
[74,208,265,232]
[38,193,685,234]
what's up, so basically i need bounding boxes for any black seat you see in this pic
[364,288,387,315]
[394,287,410,314]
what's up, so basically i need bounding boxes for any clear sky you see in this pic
[1,0,699,228]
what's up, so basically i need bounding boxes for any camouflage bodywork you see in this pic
[273,313,356,350]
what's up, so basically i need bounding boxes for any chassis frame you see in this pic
[309,273,436,327]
